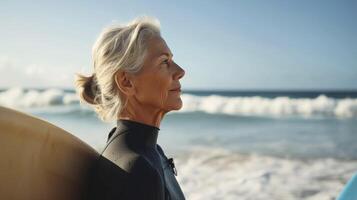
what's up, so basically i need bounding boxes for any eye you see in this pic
[161,59,170,66]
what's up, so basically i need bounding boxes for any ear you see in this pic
[115,71,135,96]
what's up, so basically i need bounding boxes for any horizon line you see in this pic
[1,87,357,92]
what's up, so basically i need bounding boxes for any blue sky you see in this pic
[0,0,356,90]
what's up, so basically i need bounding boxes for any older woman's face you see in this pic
[131,36,185,112]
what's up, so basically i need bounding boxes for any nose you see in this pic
[173,62,185,80]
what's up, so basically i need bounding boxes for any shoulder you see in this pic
[128,155,157,175]
[156,144,164,153]
[127,156,164,187]
[156,144,168,159]
[124,156,165,199]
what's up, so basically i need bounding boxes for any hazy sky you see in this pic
[0,0,356,90]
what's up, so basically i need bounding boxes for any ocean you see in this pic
[1,87,357,200]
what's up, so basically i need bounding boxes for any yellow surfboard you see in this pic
[0,106,99,200]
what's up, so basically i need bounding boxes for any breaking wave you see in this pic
[1,87,357,118]
[175,146,357,200]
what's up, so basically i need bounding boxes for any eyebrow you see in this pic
[158,52,173,58]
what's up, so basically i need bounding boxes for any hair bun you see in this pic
[75,73,100,105]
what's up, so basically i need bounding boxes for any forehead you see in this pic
[146,36,172,58]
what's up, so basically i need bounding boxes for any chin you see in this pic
[173,104,183,110]
[167,99,183,111]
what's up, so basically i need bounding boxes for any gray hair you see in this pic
[74,16,161,123]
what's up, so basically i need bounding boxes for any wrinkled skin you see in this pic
[115,36,185,128]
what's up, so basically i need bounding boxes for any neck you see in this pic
[118,99,168,128]
[116,119,160,148]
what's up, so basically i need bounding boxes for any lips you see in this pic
[170,87,181,92]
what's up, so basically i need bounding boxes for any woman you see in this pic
[75,16,186,200]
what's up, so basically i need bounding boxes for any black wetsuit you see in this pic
[87,119,186,200]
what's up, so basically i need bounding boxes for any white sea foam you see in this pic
[1,87,357,118]
[174,146,357,200]
[180,94,357,118]
[0,87,78,108]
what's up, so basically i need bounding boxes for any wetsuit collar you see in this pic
[116,119,160,148]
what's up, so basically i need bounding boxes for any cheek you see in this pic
[136,73,171,107]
